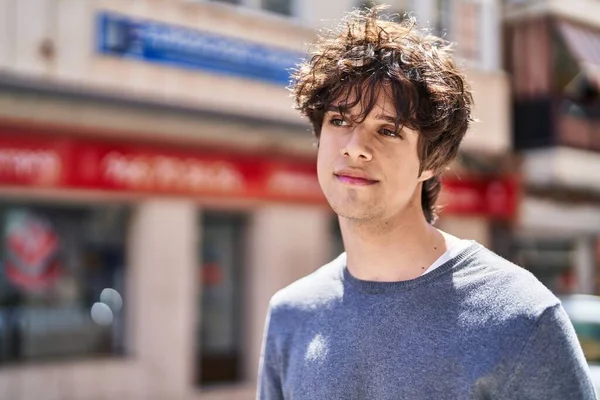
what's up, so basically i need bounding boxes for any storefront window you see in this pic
[0,202,129,365]
[197,213,246,385]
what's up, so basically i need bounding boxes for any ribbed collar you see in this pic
[339,241,483,294]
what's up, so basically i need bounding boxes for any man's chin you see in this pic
[329,203,378,221]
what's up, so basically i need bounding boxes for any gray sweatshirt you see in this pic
[257,242,597,399]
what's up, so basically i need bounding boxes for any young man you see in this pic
[257,6,597,400]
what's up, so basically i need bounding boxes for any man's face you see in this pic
[317,90,433,222]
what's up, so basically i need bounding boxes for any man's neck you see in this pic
[339,206,449,282]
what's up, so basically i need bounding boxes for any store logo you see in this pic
[4,210,62,290]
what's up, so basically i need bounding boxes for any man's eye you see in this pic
[330,118,349,127]
[379,128,401,138]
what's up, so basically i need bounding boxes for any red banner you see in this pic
[68,141,325,202]
[0,133,326,203]
[438,177,519,219]
[0,132,518,217]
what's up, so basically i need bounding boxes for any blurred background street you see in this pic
[0,0,599,398]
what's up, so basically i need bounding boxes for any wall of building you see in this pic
[0,0,510,153]
[461,68,511,154]
[0,0,312,124]
[505,0,600,297]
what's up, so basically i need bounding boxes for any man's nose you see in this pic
[340,127,373,162]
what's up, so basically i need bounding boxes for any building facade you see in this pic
[503,0,600,296]
[0,0,510,399]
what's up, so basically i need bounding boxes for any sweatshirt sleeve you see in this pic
[498,304,598,399]
[256,302,284,400]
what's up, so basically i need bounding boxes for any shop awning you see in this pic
[557,19,600,91]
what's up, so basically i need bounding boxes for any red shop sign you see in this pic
[0,133,326,203]
[438,177,519,218]
[0,136,69,187]
[71,142,253,197]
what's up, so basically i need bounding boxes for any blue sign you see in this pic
[95,11,305,85]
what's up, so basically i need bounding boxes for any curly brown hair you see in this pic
[290,5,474,224]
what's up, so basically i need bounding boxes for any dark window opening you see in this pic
[262,0,293,16]
[196,213,246,386]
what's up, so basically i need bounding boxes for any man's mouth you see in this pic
[334,169,378,186]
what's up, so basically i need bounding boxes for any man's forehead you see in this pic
[328,90,397,117]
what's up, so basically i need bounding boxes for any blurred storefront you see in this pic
[0,202,128,364]
[504,0,600,296]
[0,122,332,399]
[0,1,332,399]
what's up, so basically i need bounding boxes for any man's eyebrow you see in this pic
[324,106,399,123]
[374,113,398,123]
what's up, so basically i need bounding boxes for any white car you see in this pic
[560,294,600,394]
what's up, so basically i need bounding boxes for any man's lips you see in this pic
[334,170,378,185]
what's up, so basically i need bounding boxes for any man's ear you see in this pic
[418,169,435,182]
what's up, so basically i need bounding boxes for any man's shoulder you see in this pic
[461,244,561,320]
[269,253,346,314]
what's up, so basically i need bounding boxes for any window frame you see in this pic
[195,0,301,21]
